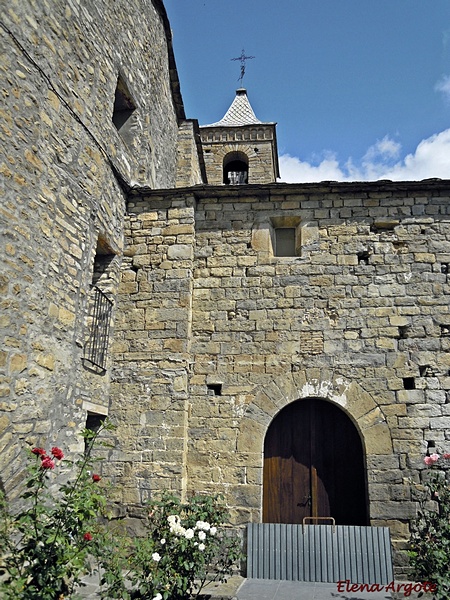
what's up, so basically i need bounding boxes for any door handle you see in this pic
[297,495,311,507]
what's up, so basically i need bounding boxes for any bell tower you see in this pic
[199,88,279,185]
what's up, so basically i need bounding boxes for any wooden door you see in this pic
[263,399,368,525]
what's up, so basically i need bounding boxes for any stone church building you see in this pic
[1,0,450,574]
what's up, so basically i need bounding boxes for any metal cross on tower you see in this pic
[231,49,255,86]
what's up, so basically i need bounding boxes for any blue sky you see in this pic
[163,0,450,182]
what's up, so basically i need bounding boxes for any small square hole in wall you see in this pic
[440,324,450,337]
[427,440,437,454]
[403,377,415,390]
[207,383,222,396]
[398,326,410,339]
[357,251,371,265]
[420,365,435,377]
[441,263,449,274]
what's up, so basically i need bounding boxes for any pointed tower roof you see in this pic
[199,87,280,183]
[203,88,272,127]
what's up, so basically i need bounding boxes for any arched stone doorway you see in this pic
[263,398,368,526]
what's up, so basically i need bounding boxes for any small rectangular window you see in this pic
[85,412,107,454]
[275,228,296,257]
[270,217,302,257]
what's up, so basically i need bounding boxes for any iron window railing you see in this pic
[83,285,113,373]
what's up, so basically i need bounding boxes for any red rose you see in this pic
[83,532,93,541]
[51,447,64,460]
[32,447,46,456]
[443,453,450,459]
[40,456,55,470]
[92,474,101,482]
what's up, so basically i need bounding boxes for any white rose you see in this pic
[152,594,162,600]
[198,543,205,551]
[184,528,194,539]
[152,552,161,562]
[198,530,206,541]
[210,526,217,535]
[160,538,166,545]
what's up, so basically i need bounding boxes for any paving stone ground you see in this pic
[75,575,437,600]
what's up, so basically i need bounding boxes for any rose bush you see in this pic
[0,420,114,600]
[409,452,450,600]
[98,492,243,600]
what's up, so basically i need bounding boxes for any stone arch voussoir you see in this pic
[237,369,393,457]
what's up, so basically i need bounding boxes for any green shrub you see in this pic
[409,452,450,600]
[98,492,243,600]
[0,421,114,599]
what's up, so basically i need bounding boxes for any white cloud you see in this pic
[278,152,345,182]
[279,129,450,183]
[435,75,450,102]
[363,135,401,163]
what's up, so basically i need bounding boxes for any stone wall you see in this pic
[0,0,184,497]
[109,180,450,572]
[176,120,206,187]
[108,192,196,507]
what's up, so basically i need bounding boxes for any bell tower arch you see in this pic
[199,88,279,185]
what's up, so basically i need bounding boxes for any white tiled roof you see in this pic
[202,88,264,127]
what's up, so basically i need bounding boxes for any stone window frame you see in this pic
[270,216,302,257]
[251,215,319,261]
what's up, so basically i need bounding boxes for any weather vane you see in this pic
[231,48,255,86]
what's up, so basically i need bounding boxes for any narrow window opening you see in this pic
[207,383,222,396]
[441,263,449,274]
[112,75,137,146]
[403,377,415,390]
[84,412,106,455]
[92,251,116,287]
